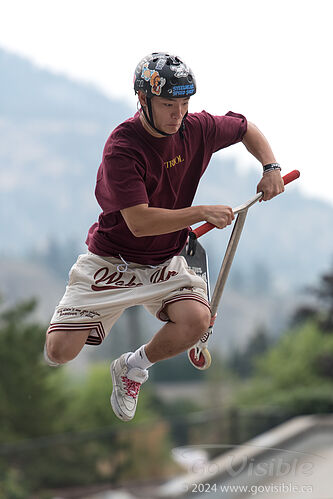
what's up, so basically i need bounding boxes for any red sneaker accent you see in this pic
[122,376,141,399]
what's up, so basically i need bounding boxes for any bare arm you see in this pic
[121,203,234,237]
[242,121,284,201]
[242,121,277,165]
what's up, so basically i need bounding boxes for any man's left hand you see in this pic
[257,170,284,201]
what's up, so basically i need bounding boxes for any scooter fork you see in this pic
[188,170,300,369]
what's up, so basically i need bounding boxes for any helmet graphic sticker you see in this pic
[171,84,195,97]
[141,63,166,96]
[170,64,190,78]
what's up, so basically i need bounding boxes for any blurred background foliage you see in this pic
[1,261,333,497]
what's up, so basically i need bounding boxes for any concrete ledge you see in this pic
[157,414,333,498]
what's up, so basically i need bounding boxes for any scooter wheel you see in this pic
[188,346,211,370]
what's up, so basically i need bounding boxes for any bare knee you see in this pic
[46,339,75,364]
[46,337,77,364]
[170,303,211,345]
[185,307,211,343]
[46,329,89,364]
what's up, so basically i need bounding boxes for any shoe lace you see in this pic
[122,376,141,399]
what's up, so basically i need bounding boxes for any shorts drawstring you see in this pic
[117,254,129,273]
[117,254,159,273]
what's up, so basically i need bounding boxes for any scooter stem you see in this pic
[210,209,248,316]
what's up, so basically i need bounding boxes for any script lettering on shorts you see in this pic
[57,307,101,319]
[91,267,144,291]
[150,266,178,284]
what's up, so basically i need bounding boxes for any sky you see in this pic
[1,0,332,205]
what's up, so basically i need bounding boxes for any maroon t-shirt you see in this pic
[86,110,247,265]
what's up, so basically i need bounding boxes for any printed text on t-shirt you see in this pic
[164,154,184,169]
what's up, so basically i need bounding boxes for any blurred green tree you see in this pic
[292,262,333,332]
[235,322,333,412]
[228,325,272,378]
[0,298,69,496]
[0,298,68,441]
[0,299,176,496]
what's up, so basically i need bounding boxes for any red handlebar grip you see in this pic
[192,169,300,238]
[282,169,300,185]
[193,221,215,238]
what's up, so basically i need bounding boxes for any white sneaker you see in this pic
[110,352,149,421]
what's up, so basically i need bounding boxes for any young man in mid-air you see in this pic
[45,52,284,421]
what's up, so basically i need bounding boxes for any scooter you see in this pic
[182,170,300,370]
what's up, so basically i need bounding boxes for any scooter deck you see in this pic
[180,240,211,300]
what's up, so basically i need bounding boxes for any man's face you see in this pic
[150,96,190,135]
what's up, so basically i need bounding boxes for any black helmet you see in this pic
[134,52,196,99]
[134,52,196,136]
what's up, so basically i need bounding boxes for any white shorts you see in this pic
[48,252,209,346]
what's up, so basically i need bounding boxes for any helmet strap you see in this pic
[141,97,188,139]
[179,111,188,139]
[142,98,170,137]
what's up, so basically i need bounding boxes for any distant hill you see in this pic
[0,47,131,253]
[0,48,129,121]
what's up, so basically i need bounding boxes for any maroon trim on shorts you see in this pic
[157,293,211,322]
[47,322,105,346]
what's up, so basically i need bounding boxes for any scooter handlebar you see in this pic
[193,169,300,239]
[282,169,301,186]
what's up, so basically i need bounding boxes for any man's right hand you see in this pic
[203,205,234,229]
[121,203,235,237]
